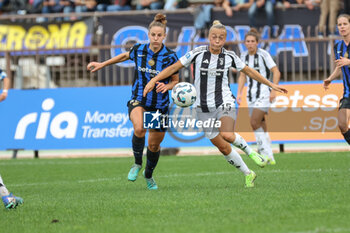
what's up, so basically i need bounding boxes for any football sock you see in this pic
[232,133,253,155]
[0,176,10,197]
[132,134,145,166]
[224,148,250,175]
[342,130,350,145]
[254,127,274,159]
[145,148,160,179]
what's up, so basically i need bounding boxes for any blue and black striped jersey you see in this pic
[334,40,350,98]
[129,43,178,110]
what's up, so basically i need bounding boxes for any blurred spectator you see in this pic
[42,0,64,14]
[278,0,303,9]
[318,0,339,37]
[164,0,188,10]
[106,0,131,11]
[136,0,163,10]
[0,0,10,13]
[194,0,232,37]
[75,0,109,13]
[31,0,44,13]
[231,0,253,12]
[304,0,320,10]
[248,0,276,37]
[59,0,75,20]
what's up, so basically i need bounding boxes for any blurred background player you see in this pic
[144,20,287,188]
[0,69,24,209]
[87,13,179,190]
[323,14,350,145]
[237,28,281,165]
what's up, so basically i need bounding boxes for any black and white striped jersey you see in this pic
[240,48,276,102]
[179,46,246,112]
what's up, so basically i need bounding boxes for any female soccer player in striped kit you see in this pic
[1,69,23,209]
[87,13,179,190]
[144,20,287,187]
[324,14,350,145]
[237,28,281,165]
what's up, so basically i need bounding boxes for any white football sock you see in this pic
[254,127,274,159]
[232,132,253,155]
[224,148,250,175]
[0,175,10,197]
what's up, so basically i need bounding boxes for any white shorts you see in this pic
[196,103,236,140]
[247,95,271,116]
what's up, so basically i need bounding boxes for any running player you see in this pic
[237,28,281,165]
[144,20,287,187]
[1,69,24,209]
[324,14,350,145]
[87,13,179,190]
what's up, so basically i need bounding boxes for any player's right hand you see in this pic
[323,78,331,90]
[87,62,102,73]
[143,80,156,97]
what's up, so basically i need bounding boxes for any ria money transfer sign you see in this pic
[0,87,134,150]
[0,81,345,151]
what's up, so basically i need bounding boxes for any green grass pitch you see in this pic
[1,151,349,233]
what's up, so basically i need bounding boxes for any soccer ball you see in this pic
[171,82,197,107]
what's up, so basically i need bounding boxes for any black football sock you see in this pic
[132,134,145,166]
[342,130,350,145]
[145,148,160,179]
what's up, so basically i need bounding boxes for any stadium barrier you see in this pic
[0,81,344,155]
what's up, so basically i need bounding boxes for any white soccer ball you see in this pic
[171,82,197,107]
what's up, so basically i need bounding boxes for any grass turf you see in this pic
[0,151,349,233]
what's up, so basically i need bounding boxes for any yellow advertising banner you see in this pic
[235,81,344,143]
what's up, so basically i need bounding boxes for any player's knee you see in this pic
[216,143,231,155]
[338,122,348,134]
[148,143,160,152]
[220,132,234,143]
[134,127,146,137]
[250,119,261,130]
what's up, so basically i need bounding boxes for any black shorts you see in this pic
[339,97,350,110]
[127,99,168,132]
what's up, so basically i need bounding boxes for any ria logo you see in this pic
[14,98,78,140]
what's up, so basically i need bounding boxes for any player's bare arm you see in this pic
[0,75,10,102]
[156,73,179,93]
[324,66,342,90]
[87,52,130,72]
[143,60,184,96]
[236,72,247,105]
[270,66,281,102]
[242,66,287,94]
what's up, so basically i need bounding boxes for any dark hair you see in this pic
[337,14,350,23]
[244,28,260,42]
[148,13,167,33]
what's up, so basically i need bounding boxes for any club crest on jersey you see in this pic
[219,58,224,66]
[148,59,155,66]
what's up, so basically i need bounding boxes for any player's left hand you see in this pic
[143,80,156,97]
[271,83,288,94]
[335,56,350,68]
[155,82,169,93]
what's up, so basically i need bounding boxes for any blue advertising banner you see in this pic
[0,86,228,150]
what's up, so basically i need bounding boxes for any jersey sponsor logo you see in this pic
[137,66,160,75]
